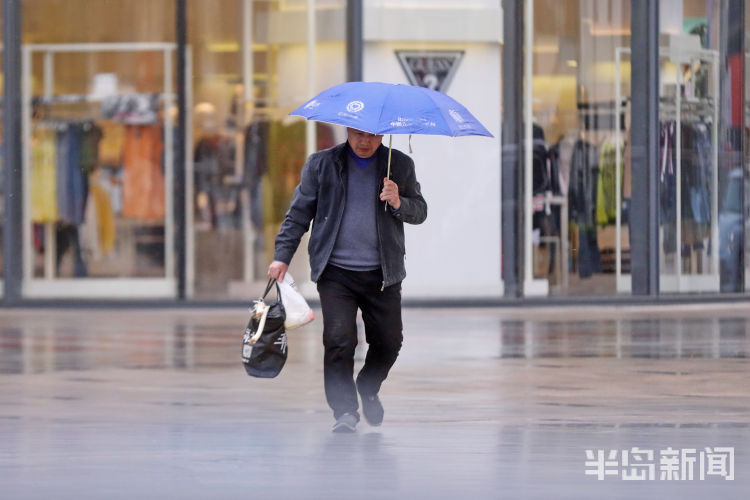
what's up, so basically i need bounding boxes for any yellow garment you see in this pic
[31,129,58,223]
[99,123,125,166]
[91,182,116,255]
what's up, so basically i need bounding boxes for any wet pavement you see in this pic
[0,304,748,499]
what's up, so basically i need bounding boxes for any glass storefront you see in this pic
[0,1,746,302]
[746,0,750,291]
[525,0,747,297]
[657,1,724,294]
[187,0,251,299]
[187,0,346,299]
[14,0,346,300]
[1,9,4,291]
[21,0,177,298]
[527,0,631,296]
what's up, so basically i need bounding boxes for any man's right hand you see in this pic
[268,261,289,282]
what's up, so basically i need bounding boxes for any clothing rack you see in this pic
[577,100,628,132]
[615,45,719,293]
[33,92,175,105]
[21,42,191,299]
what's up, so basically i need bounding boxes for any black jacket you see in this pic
[274,142,427,288]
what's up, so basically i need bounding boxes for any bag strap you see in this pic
[262,277,276,298]
[249,303,270,344]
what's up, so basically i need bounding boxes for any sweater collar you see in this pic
[347,144,376,169]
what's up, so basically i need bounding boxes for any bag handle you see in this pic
[262,277,276,298]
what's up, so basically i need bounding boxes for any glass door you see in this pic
[21,0,180,299]
[657,40,720,293]
[187,0,346,299]
[525,0,632,296]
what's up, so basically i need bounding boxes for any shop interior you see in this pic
[18,0,341,299]
[529,0,736,296]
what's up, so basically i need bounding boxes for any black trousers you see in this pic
[316,265,403,420]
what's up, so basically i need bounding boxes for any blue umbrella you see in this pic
[290,81,493,178]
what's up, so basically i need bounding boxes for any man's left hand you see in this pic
[380,178,401,210]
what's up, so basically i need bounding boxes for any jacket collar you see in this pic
[333,141,390,176]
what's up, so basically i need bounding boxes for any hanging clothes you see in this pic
[99,124,125,167]
[80,174,116,257]
[595,139,624,226]
[568,138,602,278]
[532,124,550,195]
[659,121,677,253]
[264,121,335,226]
[568,139,599,227]
[79,123,103,175]
[31,128,59,223]
[101,94,160,125]
[243,116,271,230]
[193,133,239,230]
[93,181,116,255]
[56,124,89,225]
[681,121,712,245]
[56,223,88,277]
[122,125,165,221]
[546,142,563,197]
[80,189,101,259]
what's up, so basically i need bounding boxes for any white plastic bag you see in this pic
[278,273,315,330]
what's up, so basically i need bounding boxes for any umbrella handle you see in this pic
[385,134,393,211]
[386,134,393,179]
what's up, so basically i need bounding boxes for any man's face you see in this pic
[347,128,383,158]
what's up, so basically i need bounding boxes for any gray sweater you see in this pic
[328,153,381,271]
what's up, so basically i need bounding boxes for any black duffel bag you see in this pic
[242,278,287,378]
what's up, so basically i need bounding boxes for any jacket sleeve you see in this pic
[273,155,319,264]
[392,155,427,225]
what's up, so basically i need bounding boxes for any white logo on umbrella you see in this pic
[448,109,465,123]
[304,99,320,110]
[346,100,365,113]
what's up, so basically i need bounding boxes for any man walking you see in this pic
[268,127,427,432]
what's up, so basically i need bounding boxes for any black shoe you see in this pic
[359,392,384,426]
[332,412,358,433]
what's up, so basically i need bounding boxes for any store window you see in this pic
[22,0,178,298]
[652,0,746,295]
[527,0,631,296]
[527,0,745,297]
[187,0,346,299]
[1,10,4,288]
[658,1,722,294]
[745,0,750,291]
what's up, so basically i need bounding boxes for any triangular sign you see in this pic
[396,50,465,93]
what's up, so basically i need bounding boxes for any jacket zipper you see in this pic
[376,168,388,291]
[321,159,347,271]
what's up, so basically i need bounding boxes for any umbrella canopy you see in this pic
[290,81,493,138]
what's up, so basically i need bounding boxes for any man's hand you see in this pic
[380,178,401,210]
[268,260,289,282]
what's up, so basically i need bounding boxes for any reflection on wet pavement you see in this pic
[1,308,749,374]
[0,306,748,498]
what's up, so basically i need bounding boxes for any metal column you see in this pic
[719,0,746,292]
[630,0,660,296]
[346,0,363,82]
[3,0,23,303]
[175,0,188,299]
[501,0,524,297]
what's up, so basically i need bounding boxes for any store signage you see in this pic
[395,50,465,93]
